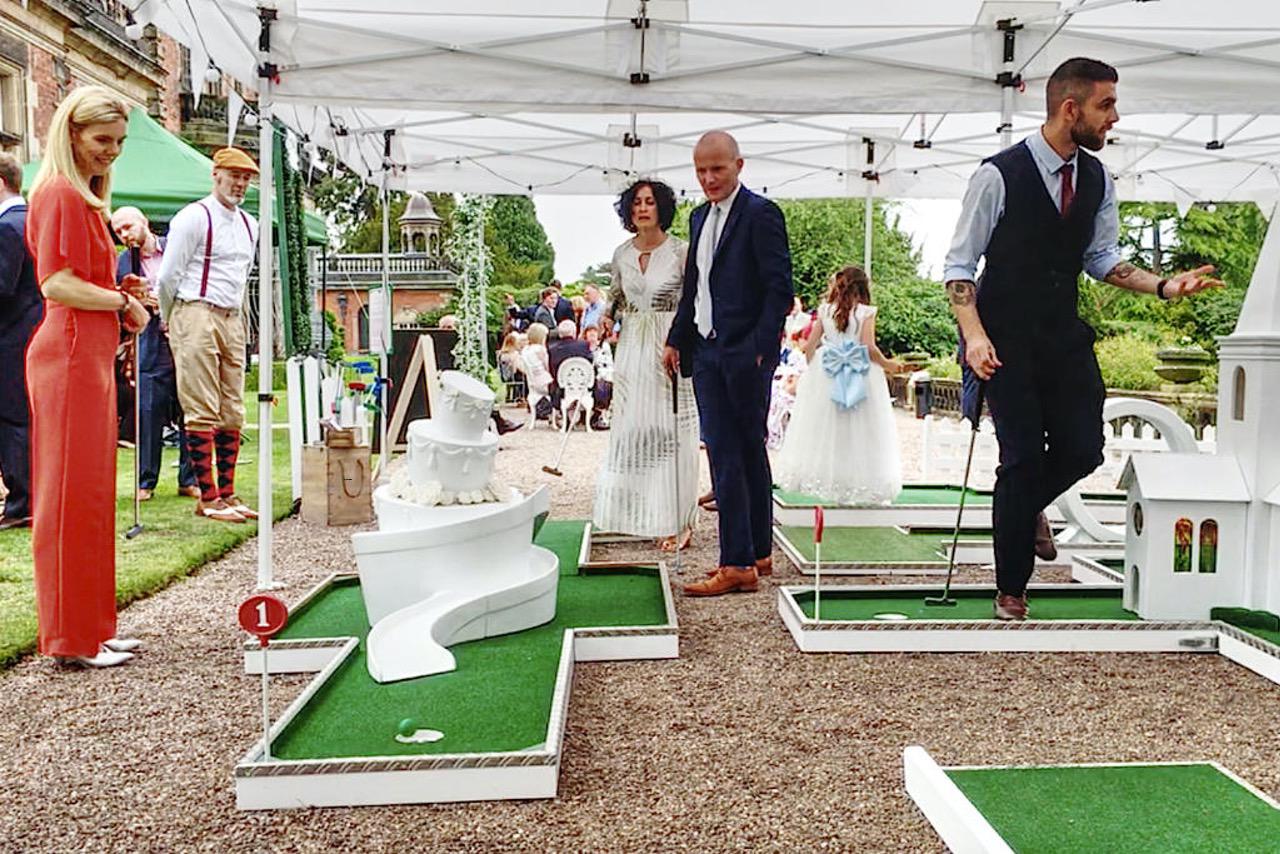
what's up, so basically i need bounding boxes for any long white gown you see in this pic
[592,236,698,537]
[774,302,902,505]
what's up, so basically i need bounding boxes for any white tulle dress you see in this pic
[774,302,902,505]
[592,236,698,536]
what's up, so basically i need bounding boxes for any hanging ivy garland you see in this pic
[447,193,494,381]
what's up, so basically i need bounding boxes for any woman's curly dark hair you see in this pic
[614,179,677,233]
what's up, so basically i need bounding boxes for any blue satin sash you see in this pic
[821,340,871,410]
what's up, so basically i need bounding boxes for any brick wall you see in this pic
[155,35,183,132]
[27,46,62,154]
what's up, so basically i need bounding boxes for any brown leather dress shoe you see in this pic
[137,488,154,502]
[1034,512,1058,561]
[177,484,201,499]
[994,592,1029,621]
[684,565,758,597]
[755,556,773,577]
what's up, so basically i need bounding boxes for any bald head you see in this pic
[111,206,152,250]
[693,130,743,203]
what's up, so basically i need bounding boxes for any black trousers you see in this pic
[692,335,774,568]
[137,317,194,491]
[985,337,1105,596]
[0,348,31,519]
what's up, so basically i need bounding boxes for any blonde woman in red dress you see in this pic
[25,86,149,667]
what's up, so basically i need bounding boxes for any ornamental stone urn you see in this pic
[1154,344,1212,384]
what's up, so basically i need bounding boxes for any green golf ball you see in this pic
[397,717,419,737]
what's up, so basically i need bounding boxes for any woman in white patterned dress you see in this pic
[775,265,905,505]
[593,180,698,549]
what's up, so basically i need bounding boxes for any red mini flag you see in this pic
[814,506,825,545]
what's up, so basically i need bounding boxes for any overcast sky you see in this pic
[534,196,963,285]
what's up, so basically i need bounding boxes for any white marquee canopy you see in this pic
[129,0,1280,203]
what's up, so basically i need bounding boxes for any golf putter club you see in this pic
[541,401,577,477]
[671,370,683,576]
[925,381,985,607]
[126,245,144,540]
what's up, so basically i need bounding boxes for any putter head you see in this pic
[923,596,957,607]
[125,525,144,540]
[541,466,563,477]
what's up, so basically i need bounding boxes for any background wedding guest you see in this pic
[111,207,198,502]
[0,153,41,530]
[580,283,606,331]
[25,86,148,667]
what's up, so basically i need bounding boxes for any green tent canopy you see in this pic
[22,107,327,244]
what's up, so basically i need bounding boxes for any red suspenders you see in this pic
[197,202,254,299]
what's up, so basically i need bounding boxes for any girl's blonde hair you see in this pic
[499,332,521,353]
[527,322,549,345]
[32,86,130,211]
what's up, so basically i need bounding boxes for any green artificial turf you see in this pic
[779,526,954,564]
[1212,607,1280,647]
[269,520,670,759]
[793,586,1138,621]
[774,484,993,508]
[0,427,293,667]
[948,764,1280,853]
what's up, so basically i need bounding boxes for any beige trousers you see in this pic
[169,300,247,432]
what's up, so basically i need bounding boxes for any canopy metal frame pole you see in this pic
[256,6,282,591]
[378,176,391,479]
[863,180,874,280]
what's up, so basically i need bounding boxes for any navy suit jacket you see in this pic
[0,202,42,350]
[666,185,793,377]
[116,238,171,376]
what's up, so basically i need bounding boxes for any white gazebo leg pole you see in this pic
[863,179,874,280]
[378,179,391,480]
[255,31,279,591]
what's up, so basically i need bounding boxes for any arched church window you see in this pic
[1233,367,1246,421]
[1198,520,1218,574]
[1173,518,1193,573]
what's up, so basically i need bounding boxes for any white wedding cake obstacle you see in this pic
[400,370,501,505]
[353,370,559,684]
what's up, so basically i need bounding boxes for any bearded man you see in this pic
[943,57,1221,620]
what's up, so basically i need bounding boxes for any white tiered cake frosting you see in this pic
[393,371,502,505]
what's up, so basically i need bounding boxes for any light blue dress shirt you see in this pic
[581,299,604,330]
[943,131,1123,285]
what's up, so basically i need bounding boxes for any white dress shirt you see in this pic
[694,182,742,338]
[157,194,259,316]
[943,131,1122,284]
[0,195,25,218]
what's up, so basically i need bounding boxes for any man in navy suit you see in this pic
[112,207,197,502]
[664,131,794,596]
[0,154,42,529]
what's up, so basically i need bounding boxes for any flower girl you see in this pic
[774,265,905,505]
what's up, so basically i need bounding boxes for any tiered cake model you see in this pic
[352,371,557,683]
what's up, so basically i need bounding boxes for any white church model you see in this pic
[1121,207,1280,621]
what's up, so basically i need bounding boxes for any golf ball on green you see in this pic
[397,717,419,737]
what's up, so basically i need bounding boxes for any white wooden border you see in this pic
[903,746,1014,854]
[772,491,1126,529]
[1219,631,1280,686]
[1071,554,1126,585]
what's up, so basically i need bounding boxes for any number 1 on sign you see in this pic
[256,600,270,628]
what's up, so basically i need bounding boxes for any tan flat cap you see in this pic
[212,147,259,174]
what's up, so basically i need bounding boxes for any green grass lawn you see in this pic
[948,764,1280,853]
[271,520,670,759]
[241,389,291,426]
[779,525,958,564]
[793,587,1138,621]
[0,427,293,667]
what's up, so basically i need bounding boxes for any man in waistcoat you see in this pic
[0,153,42,530]
[944,57,1221,620]
[157,147,260,524]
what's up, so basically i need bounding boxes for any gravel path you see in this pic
[0,409,1275,852]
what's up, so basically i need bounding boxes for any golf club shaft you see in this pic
[543,403,576,474]
[671,371,682,575]
[940,384,985,601]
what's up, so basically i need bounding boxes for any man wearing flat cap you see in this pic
[157,146,260,524]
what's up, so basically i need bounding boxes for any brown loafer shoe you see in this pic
[177,485,201,499]
[755,556,773,577]
[684,565,758,597]
[1034,512,1058,561]
[994,592,1029,621]
[195,498,247,524]
[137,488,153,502]
[225,494,259,520]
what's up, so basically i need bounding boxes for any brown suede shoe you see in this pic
[684,566,758,597]
[195,497,247,524]
[1034,512,1058,561]
[177,485,201,499]
[137,488,153,502]
[755,556,773,577]
[994,592,1029,621]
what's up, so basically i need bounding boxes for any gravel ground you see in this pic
[0,408,1275,852]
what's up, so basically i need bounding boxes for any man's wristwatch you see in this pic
[1156,278,1170,300]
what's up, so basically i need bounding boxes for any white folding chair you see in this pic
[556,356,595,433]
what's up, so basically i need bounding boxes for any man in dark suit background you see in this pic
[111,207,197,502]
[0,153,42,529]
[664,131,794,596]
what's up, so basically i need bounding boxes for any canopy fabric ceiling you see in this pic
[126,0,1280,201]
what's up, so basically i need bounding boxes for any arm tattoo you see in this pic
[946,280,976,307]
[1109,262,1137,280]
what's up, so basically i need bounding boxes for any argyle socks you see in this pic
[185,430,219,502]
[214,429,242,500]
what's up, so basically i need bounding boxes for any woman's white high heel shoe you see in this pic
[63,645,134,668]
[104,638,142,653]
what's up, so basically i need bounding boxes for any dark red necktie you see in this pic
[1060,163,1074,218]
